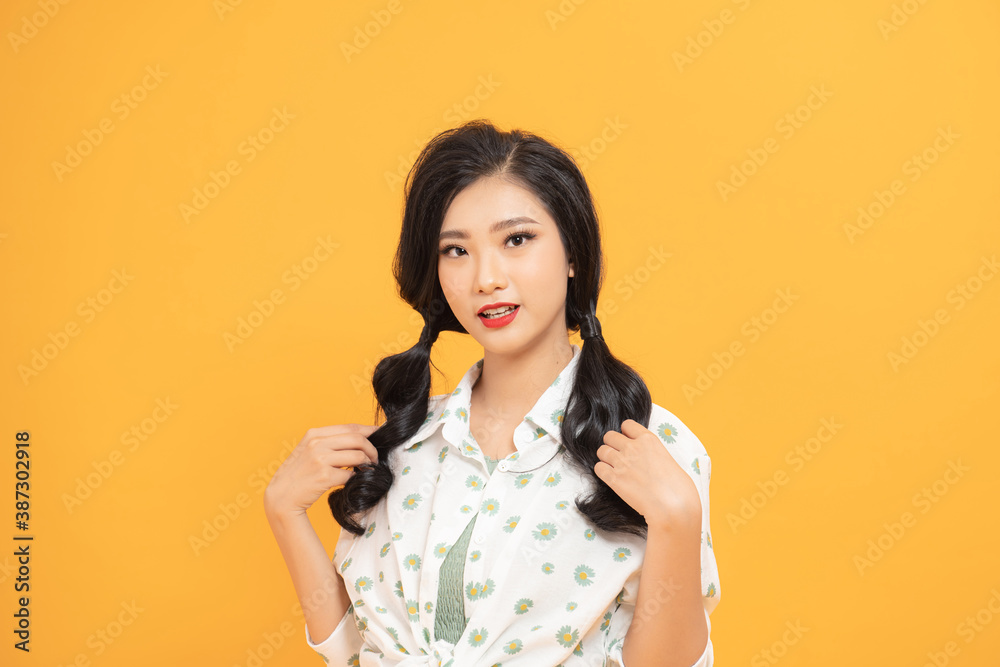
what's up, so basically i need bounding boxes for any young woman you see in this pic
[264,120,720,666]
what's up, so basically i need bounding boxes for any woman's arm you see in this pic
[622,513,708,667]
[263,423,379,646]
[264,505,352,644]
[594,420,717,667]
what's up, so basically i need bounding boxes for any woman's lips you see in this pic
[479,305,520,328]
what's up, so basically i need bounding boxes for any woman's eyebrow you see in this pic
[439,217,540,241]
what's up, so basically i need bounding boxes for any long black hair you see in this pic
[329,119,653,538]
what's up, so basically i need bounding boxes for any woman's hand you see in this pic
[594,419,701,532]
[263,423,380,521]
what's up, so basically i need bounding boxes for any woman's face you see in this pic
[437,176,574,358]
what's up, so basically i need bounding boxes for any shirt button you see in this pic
[498,461,507,472]
[475,535,485,545]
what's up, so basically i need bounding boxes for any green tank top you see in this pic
[434,455,499,644]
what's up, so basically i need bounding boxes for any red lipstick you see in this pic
[477,302,520,329]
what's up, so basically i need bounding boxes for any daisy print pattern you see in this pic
[305,343,720,666]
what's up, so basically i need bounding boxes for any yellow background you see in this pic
[2,0,999,665]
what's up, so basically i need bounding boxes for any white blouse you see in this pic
[306,343,720,665]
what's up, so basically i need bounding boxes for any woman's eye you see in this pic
[507,232,535,247]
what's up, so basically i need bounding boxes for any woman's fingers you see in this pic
[323,448,373,471]
[305,424,381,465]
[265,422,385,517]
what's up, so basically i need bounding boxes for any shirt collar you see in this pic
[403,344,582,468]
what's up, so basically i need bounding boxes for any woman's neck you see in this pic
[471,339,575,425]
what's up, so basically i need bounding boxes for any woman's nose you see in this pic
[475,251,507,293]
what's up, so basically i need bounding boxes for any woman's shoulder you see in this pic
[428,390,451,405]
[647,401,710,465]
[408,393,451,430]
[395,392,453,448]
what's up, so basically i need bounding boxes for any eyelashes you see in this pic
[508,231,536,244]
[499,230,536,250]
[439,230,537,257]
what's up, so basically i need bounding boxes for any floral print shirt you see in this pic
[306,343,720,665]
